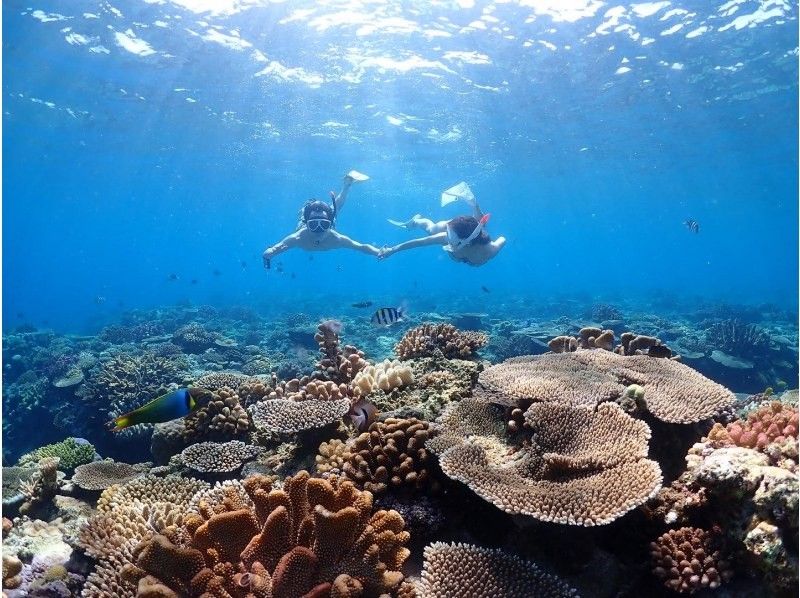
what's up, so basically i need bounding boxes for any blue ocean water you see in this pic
[3,0,797,332]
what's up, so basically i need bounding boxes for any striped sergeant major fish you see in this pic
[684,219,700,234]
[371,306,407,327]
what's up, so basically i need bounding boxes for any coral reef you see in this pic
[477,351,735,424]
[352,359,415,396]
[429,398,662,525]
[340,418,437,495]
[17,437,96,474]
[125,470,410,597]
[248,398,349,435]
[395,323,488,360]
[179,440,263,474]
[417,542,578,597]
[172,323,220,353]
[71,460,148,491]
[182,387,251,442]
[650,526,733,593]
[19,457,61,517]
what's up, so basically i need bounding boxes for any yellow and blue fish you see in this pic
[111,388,200,431]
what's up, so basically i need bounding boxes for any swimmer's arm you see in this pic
[333,175,355,213]
[333,232,381,256]
[382,232,448,257]
[263,232,300,266]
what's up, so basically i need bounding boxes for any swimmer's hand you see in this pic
[262,250,272,269]
[378,247,394,260]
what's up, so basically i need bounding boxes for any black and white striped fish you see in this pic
[684,219,700,234]
[371,306,406,327]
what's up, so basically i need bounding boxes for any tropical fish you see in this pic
[371,306,406,327]
[352,301,373,309]
[684,219,699,234]
[167,273,179,281]
[481,285,491,293]
[111,388,199,431]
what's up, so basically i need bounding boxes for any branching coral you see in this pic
[126,470,410,597]
[705,319,771,359]
[352,360,414,397]
[248,398,349,435]
[706,402,798,460]
[313,321,368,384]
[429,398,662,525]
[650,527,733,593]
[341,418,436,495]
[72,460,147,491]
[417,542,578,598]
[19,457,60,516]
[478,351,734,424]
[182,387,251,442]
[395,323,488,360]
[18,437,96,474]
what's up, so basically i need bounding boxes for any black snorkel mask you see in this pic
[302,198,336,232]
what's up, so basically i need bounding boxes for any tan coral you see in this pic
[183,387,251,442]
[180,441,263,474]
[650,527,733,593]
[478,351,734,424]
[248,398,349,435]
[129,471,410,597]
[194,372,255,391]
[430,399,662,525]
[395,324,488,360]
[315,439,351,475]
[72,460,147,491]
[352,360,415,397]
[417,542,578,597]
[341,418,436,494]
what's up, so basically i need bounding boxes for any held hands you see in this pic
[378,246,394,260]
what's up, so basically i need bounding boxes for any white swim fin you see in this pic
[388,214,422,228]
[346,170,370,182]
[441,181,475,207]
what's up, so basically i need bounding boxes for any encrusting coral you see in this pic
[650,527,733,593]
[417,542,578,597]
[341,418,437,495]
[429,398,662,525]
[395,323,488,360]
[124,470,411,597]
[477,351,735,424]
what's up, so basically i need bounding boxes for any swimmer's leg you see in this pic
[388,215,446,234]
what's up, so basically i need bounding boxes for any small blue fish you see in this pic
[371,306,406,327]
[111,388,199,431]
[684,219,699,234]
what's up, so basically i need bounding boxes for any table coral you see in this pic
[71,460,147,491]
[429,398,662,525]
[126,470,411,597]
[417,542,578,597]
[248,398,349,435]
[180,440,262,474]
[478,351,735,424]
[395,323,488,360]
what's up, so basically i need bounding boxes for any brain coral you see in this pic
[126,470,410,597]
[417,542,578,598]
[650,527,733,593]
[72,460,147,491]
[429,398,662,525]
[478,351,734,424]
[180,441,262,474]
[341,418,436,495]
[248,398,349,435]
[18,437,96,474]
[395,323,488,360]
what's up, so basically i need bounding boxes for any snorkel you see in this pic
[450,213,491,251]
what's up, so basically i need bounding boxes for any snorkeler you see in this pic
[381,182,506,266]
[262,171,379,268]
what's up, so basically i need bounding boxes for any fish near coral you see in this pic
[110,388,201,431]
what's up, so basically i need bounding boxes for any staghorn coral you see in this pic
[650,527,733,593]
[248,398,349,436]
[395,323,488,360]
[352,359,415,397]
[342,418,437,495]
[72,460,147,491]
[127,470,410,597]
[478,351,734,424]
[417,542,578,597]
[18,437,96,474]
[180,440,263,474]
[182,387,251,442]
[78,475,209,598]
[429,398,662,525]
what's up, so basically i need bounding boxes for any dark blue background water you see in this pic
[4,0,798,332]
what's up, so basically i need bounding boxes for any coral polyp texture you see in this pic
[417,542,578,597]
[429,398,662,525]
[478,351,735,424]
[125,470,411,597]
[180,440,262,474]
[650,527,733,593]
[352,359,415,396]
[395,323,488,360]
[341,417,437,494]
[17,437,96,473]
[182,387,251,442]
[248,398,349,435]
[71,460,147,491]
[707,401,798,457]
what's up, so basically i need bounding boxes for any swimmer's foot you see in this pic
[387,214,423,228]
